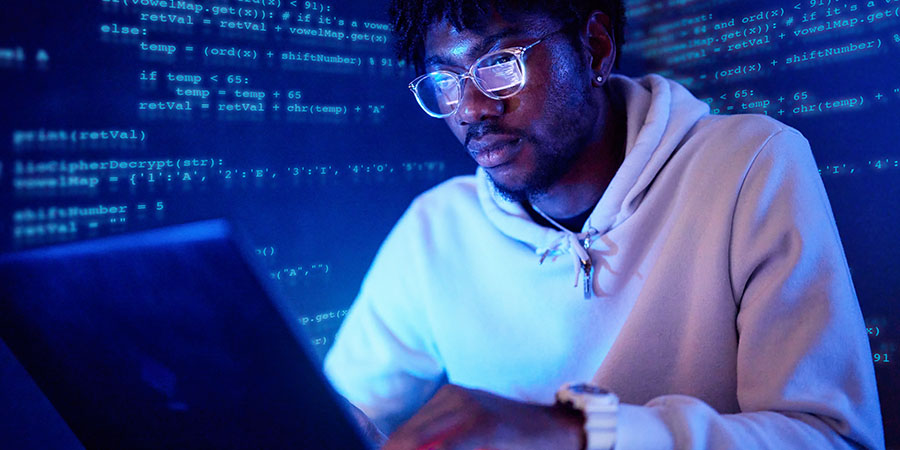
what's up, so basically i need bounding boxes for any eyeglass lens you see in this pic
[473,53,523,94]
[415,51,525,116]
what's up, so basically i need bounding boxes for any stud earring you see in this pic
[595,75,604,83]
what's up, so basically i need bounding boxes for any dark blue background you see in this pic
[1,0,896,447]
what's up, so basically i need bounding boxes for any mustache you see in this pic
[464,122,522,148]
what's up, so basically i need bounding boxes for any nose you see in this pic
[456,78,505,125]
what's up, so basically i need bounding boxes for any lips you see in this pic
[468,135,522,168]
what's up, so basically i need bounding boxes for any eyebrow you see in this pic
[423,27,526,69]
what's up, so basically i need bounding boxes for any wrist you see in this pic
[555,383,618,450]
[548,402,587,450]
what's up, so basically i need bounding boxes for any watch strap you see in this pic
[556,382,618,450]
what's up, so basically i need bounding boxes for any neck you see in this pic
[524,201,593,233]
[529,86,626,222]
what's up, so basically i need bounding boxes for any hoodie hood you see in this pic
[477,73,711,253]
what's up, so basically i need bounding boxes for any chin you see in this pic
[485,166,523,188]
[485,170,533,203]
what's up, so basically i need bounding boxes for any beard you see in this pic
[487,80,599,204]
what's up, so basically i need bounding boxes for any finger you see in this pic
[392,385,471,433]
[336,396,388,447]
[387,405,485,450]
[387,409,463,448]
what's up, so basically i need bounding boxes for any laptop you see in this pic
[0,220,370,449]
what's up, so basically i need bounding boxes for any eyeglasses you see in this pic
[408,30,561,118]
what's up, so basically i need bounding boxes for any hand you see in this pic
[340,396,389,448]
[383,384,585,450]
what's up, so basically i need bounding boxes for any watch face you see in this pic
[570,383,611,395]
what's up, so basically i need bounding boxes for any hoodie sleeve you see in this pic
[609,129,885,450]
[323,201,445,434]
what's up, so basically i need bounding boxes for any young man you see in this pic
[324,1,885,449]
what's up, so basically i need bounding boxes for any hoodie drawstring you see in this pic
[532,206,597,299]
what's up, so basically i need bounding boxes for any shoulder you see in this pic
[652,113,818,220]
[373,174,484,276]
[690,113,806,151]
[679,113,813,175]
[403,174,481,225]
[378,174,482,249]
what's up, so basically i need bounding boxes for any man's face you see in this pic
[423,12,601,203]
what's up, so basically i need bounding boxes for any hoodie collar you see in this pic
[477,73,710,252]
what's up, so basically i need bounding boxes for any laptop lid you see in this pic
[0,220,369,449]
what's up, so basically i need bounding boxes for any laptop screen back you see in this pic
[0,220,368,449]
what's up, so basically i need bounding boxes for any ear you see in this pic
[581,10,616,86]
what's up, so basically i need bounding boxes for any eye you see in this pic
[473,51,524,95]
[480,52,517,67]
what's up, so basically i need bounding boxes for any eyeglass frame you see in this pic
[408,29,563,119]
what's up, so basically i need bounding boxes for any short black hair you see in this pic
[388,0,626,74]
